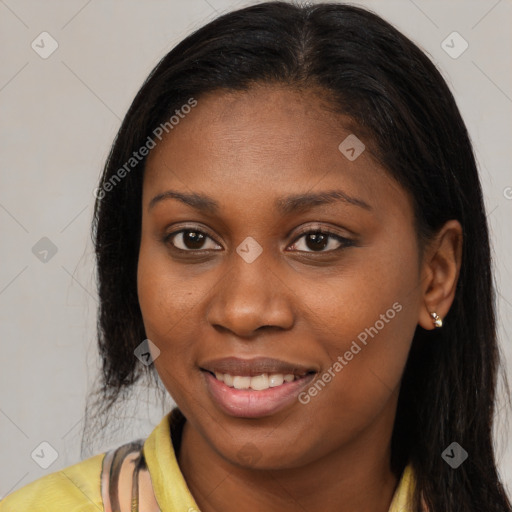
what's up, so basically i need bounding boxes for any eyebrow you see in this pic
[148,190,219,214]
[275,190,372,214]
[148,189,372,214]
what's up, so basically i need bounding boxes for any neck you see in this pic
[176,412,400,512]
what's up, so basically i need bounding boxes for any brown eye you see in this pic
[290,230,353,253]
[166,229,222,251]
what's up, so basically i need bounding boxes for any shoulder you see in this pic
[0,452,105,512]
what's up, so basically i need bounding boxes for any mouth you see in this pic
[201,369,315,391]
[199,357,317,418]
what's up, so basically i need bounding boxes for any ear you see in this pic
[418,220,463,330]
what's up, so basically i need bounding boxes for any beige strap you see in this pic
[100,448,115,512]
[100,442,161,512]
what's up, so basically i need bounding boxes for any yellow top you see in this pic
[0,411,415,511]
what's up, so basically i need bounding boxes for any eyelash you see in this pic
[162,225,355,254]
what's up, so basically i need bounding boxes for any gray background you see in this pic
[1,0,511,499]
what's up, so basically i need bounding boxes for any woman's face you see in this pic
[137,85,425,469]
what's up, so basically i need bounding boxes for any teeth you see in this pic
[233,376,251,390]
[269,374,284,387]
[250,374,269,390]
[214,372,303,390]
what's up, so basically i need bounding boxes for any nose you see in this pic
[206,250,295,338]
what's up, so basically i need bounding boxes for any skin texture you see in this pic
[137,85,462,512]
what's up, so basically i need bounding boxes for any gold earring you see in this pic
[430,312,443,328]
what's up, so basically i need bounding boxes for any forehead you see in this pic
[143,85,410,219]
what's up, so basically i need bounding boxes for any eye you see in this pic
[163,226,354,254]
[164,228,222,252]
[289,229,354,253]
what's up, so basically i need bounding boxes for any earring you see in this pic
[430,312,443,328]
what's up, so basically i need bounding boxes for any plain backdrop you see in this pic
[1,0,511,499]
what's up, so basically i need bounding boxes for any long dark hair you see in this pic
[86,2,511,510]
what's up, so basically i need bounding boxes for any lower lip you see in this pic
[202,371,316,418]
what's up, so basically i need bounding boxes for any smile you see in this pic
[211,372,304,391]
[201,369,316,418]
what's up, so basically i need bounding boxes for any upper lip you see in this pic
[200,357,317,377]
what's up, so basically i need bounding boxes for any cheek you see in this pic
[136,243,199,398]
[300,233,420,420]
[136,235,223,368]
[303,234,419,345]
[137,238,198,345]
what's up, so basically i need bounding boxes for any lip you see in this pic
[200,357,317,419]
[200,356,316,377]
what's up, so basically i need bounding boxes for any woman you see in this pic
[2,2,510,511]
